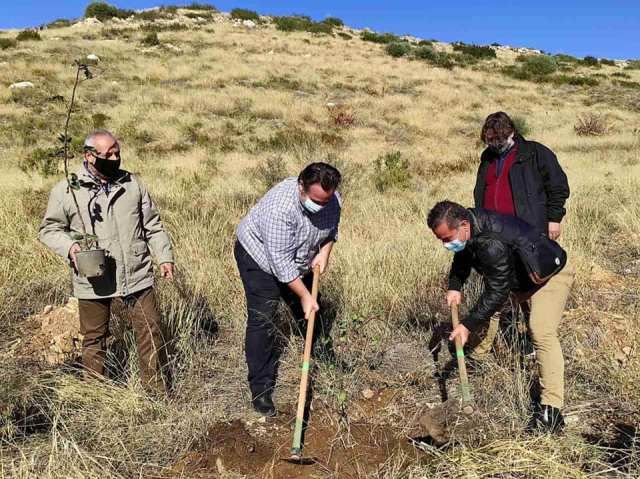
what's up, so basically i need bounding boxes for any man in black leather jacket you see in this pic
[427,200,575,433]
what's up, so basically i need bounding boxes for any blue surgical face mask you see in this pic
[302,197,325,214]
[444,239,467,253]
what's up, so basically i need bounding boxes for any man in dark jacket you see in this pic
[471,112,570,358]
[427,201,574,433]
[475,111,569,238]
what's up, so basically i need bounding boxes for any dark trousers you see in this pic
[234,241,330,398]
[78,287,166,393]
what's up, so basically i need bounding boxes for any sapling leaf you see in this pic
[68,173,80,190]
[70,232,98,241]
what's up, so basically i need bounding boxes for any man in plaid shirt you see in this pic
[235,162,342,416]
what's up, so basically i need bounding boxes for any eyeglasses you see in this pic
[88,150,121,161]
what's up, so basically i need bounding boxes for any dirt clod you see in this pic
[418,399,478,446]
[17,298,82,366]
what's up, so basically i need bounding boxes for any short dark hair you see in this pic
[298,162,342,192]
[427,200,470,230]
[481,111,516,143]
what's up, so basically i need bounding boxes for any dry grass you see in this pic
[1,10,639,479]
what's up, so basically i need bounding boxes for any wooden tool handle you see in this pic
[451,303,472,403]
[291,265,321,455]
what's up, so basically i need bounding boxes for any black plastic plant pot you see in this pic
[75,248,106,278]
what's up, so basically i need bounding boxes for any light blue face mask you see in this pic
[302,197,325,214]
[444,239,467,253]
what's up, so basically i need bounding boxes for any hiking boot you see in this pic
[252,394,277,417]
[527,404,565,434]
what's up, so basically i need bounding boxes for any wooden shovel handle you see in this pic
[451,303,472,402]
[291,265,321,454]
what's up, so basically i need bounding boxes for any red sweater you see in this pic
[483,146,518,215]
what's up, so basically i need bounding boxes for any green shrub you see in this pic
[373,151,411,192]
[600,58,616,66]
[454,53,479,67]
[323,17,343,27]
[274,16,332,34]
[413,45,437,61]
[0,38,17,49]
[385,42,411,58]
[185,2,217,10]
[504,55,558,80]
[614,79,640,90]
[337,32,352,40]
[250,156,288,191]
[85,2,133,21]
[555,53,579,63]
[452,42,496,59]
[16,30,41,41]
[511,115,531,137]
[552,74,599,87]
[46,19,72,28]
[134,9,170,21]
[230,8,259,22]
[435,54,455,69]
[360,30,400,44]
[305,21,333,34]
[92,113,110,129]
[580,55,600,67]
[611,72,631,79]
[19,148,59,177]
[411,45,454,69]
[626,60,640,70]
[141,31,160,47]
[264,127,343,152]
[417,40,433,47]
[141,22,189,32]
[523,55,558,75]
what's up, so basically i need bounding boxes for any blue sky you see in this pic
[1,1,638,59]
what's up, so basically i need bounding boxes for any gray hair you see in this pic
[84,129,117,150]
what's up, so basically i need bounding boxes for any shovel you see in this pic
[286,265,321,465]
[451,303,474,413]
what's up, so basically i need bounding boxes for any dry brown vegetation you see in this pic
[0,8,639,479]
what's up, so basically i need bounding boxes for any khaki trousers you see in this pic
[471,261,575,408]
[78,287,166,393]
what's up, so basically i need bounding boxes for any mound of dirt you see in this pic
[366,340,436,388]
[418,399,478,446]
[17,298,82,366]
[171,395,421,479]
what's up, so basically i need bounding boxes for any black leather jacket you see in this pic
[473,135,570,234]
[448,208,537,332]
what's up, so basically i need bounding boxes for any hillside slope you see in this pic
[1,7,639,478]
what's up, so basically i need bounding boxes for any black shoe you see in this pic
[252,394,277,417]
[527,404,565,434]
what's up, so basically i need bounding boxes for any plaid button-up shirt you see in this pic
[237,177,341,283]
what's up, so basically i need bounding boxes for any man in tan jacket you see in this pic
[38,129,174,393]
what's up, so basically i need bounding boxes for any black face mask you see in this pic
[93,156,121,178]
[487,144,503,155]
